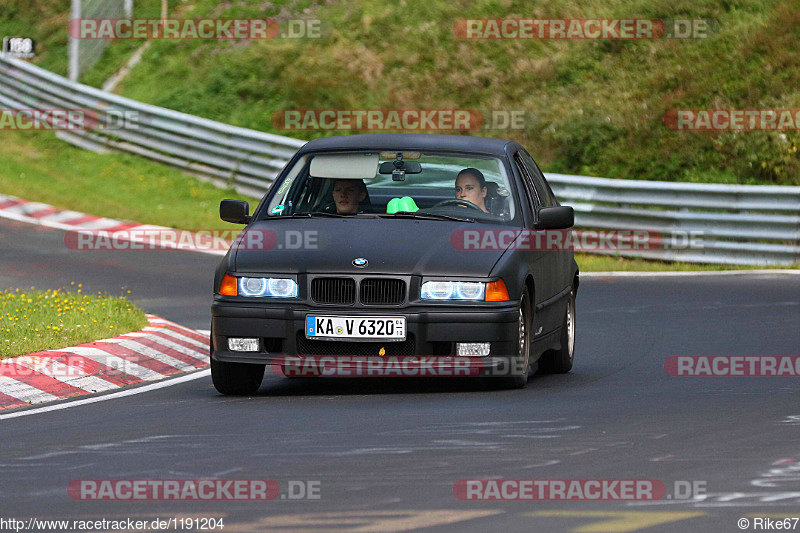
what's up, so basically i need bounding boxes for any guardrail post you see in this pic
[67,0,81,82]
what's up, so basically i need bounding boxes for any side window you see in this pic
[519,150,554,207]
[542,178,559,207]
[513,152,540,215]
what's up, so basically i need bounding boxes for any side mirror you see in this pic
[220,200,250,224]
[537,206,574,229]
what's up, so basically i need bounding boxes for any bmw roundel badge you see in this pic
[352,258,368,268]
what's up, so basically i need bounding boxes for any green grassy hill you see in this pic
[3,0,799,185]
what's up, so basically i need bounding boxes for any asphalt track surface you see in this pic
[1,217,799,533]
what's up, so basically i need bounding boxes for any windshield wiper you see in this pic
[267,212,374,219]
[309,212,379,218]
[265,213,313,219]
[378,212,476,223]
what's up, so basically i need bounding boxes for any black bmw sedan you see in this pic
[211,134,578,393]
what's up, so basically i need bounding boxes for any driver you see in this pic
[455,168,489,213]
[332,179,368,214]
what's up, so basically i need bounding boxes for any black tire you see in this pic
[211,357,265,395]
[540,289,576,374]
[492,286,532,389]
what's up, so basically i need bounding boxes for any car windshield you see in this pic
[262,151,517,224]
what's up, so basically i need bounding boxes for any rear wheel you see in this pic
[540,289,575,374]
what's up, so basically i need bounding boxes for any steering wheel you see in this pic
[433,199,484,211]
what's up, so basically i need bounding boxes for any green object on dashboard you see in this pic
[386,196,419,214]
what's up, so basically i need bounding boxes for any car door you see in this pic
[510,148,562,337]
[520,149,573,313]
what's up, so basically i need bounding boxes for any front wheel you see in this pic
[211,357,265,395]
[540,289,576,374]
[493,287,531,389]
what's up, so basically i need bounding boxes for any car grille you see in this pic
[297,333,416,356]
[311,277,356,305]
[360,278,406,305]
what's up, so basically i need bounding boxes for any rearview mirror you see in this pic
[537,206,574,229]
[220,200,250,224]
[378,161,422,174]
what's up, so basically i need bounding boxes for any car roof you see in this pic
[297,134,515,156]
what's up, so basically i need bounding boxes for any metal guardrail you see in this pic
[0,54,305,197]
[1,54,798,265]
[546,174,800,265]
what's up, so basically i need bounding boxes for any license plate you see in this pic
[305,316,406,341]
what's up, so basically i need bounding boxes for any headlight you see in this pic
[238,277,298,298]
[421,281,485,301]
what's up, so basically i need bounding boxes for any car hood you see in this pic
[233,218,520,277]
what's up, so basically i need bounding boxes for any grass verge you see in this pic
[0,129,259,230]
[575,253,799,272]
[0,285,149,358]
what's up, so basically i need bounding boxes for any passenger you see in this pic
[331,179,368,214]
[455,168,489,213]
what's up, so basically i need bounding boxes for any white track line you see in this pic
[581,269,800,277]
[0,370,210,420]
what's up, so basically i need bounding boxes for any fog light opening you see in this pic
[228,338,260,352]
[456,342,491,357]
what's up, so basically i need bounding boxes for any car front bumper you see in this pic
[211,299,520,373]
